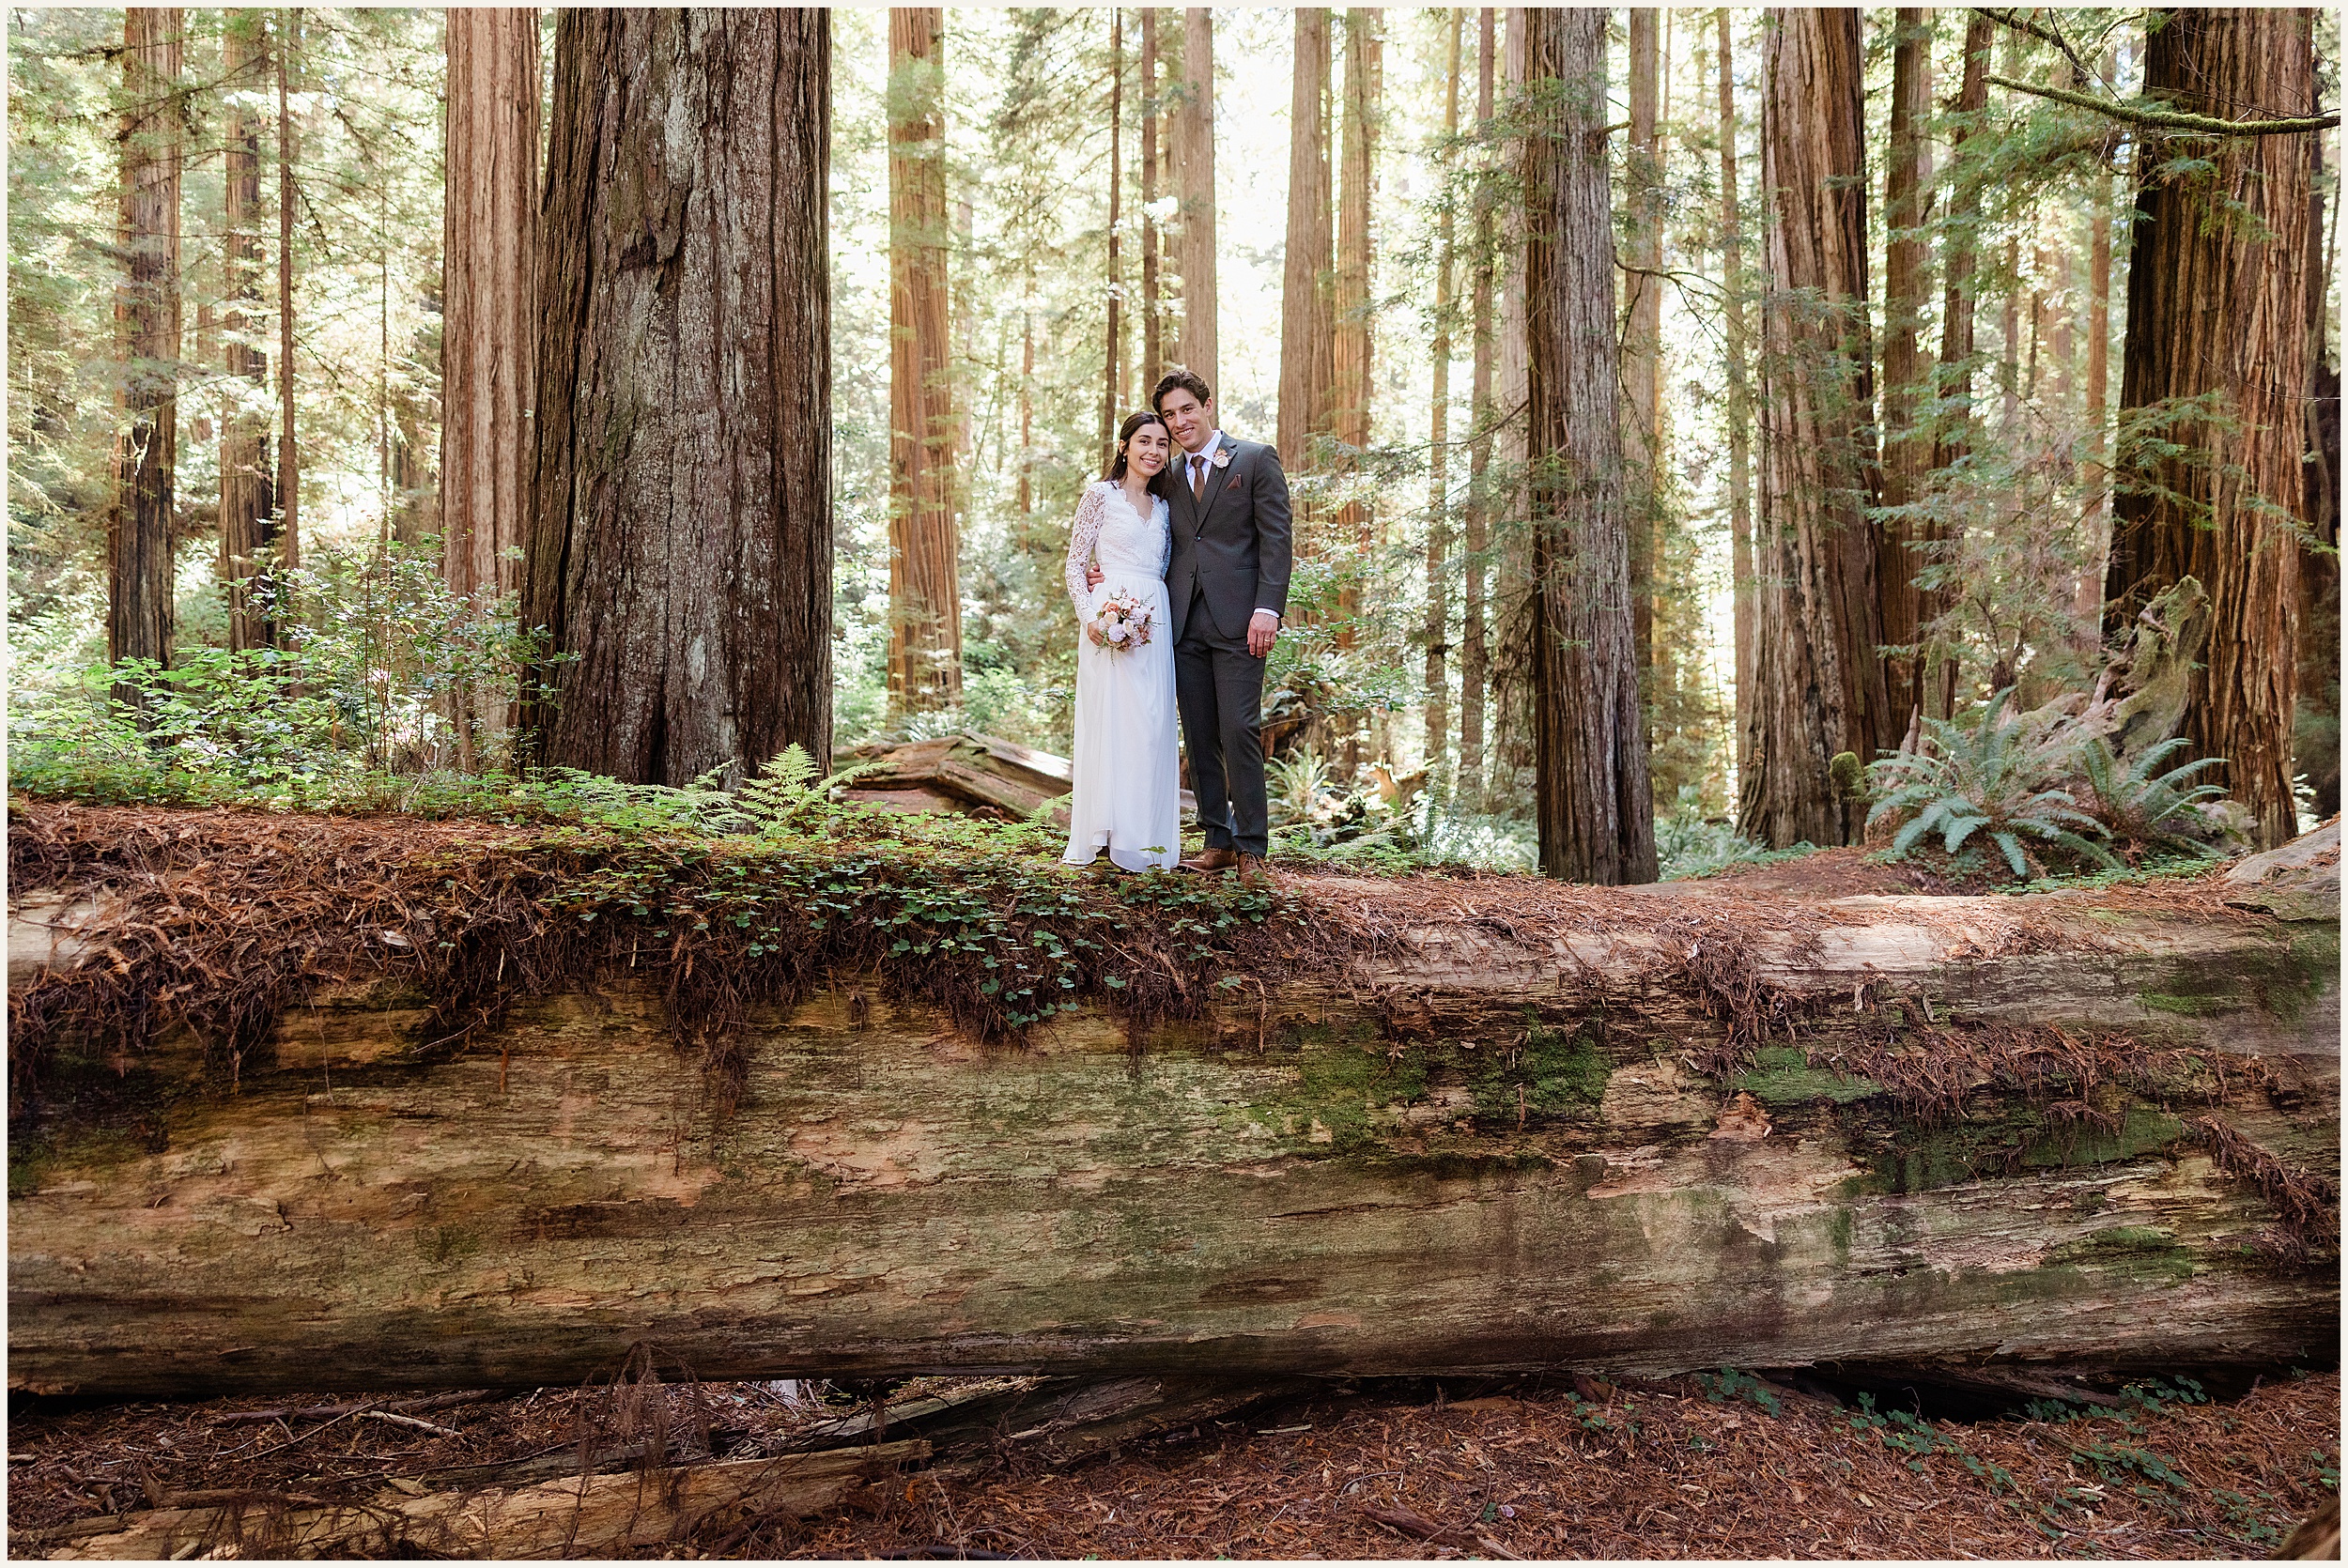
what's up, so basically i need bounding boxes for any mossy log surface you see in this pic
[8,849,2339,1399]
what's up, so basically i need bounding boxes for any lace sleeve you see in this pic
[1064,483,1108,621]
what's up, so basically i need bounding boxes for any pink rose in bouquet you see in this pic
[1088,589,1153,651]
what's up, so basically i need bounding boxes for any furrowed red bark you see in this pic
[1523,7,1656,885]
[520,9,833,784]
[1877,8,1934,731]
[1738,7,1889,850]
[218,9,274,653]
[1173,7,1217,386]
[1277,8,1334,482]
[886,7,960,714]
[111,7,183,709]
[2102,8,2314,849]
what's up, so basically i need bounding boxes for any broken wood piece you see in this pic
[26,1438,929,1560]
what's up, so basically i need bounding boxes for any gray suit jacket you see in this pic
[1158,435,1293,648]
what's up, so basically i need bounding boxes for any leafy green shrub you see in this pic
[1865,689,2118,879]
[1654,784,1816,881]
[2079,736,2226,853]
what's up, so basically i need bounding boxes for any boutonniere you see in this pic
[1211,447,1232,469]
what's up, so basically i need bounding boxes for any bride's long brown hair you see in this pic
[1105,410,1171,483]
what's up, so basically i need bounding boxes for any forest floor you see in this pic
[8,1369,2337,1560]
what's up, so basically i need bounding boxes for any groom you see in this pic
[1149,369,1291,878]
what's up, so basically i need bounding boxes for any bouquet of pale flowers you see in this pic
[1088,588,1153,651]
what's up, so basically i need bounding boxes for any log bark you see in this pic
[218,9,274,653]
[1276,8,1333,480]
[6,848,2338,1400]
[440,11,539,615]
[887,7,960,715]
[2103,8,2316,849]
[1523,8,1656,885]
[520,9,833,786]
[1739,7,1890,850]
[26,1440,926,1561]
[1173,8,1216,388]
[110,7,182,706]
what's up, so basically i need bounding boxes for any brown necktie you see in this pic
[1190,454,1206,500]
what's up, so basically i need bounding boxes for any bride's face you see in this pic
[1125,423,1172,477]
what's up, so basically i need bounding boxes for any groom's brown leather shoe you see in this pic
[1237,853,1269,885]
[1180,846,1239,873]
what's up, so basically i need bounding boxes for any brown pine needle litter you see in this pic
[6,1370,2336,1559]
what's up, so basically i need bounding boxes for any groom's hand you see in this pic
[1247,609,1280,658]
[1086,564,1104,590]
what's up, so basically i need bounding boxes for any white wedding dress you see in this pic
[1061,481,1181,871]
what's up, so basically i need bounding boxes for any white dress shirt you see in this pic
[1180,429,1279,625]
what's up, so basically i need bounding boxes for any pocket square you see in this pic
[1223,475,1243,491]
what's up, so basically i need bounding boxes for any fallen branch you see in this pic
[1986,73,2339,137]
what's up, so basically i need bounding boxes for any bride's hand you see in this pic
[1086,563,1104,591]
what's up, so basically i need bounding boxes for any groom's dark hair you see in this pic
[1151,368,1212,411]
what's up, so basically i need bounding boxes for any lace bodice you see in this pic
[1063,481,1171,618]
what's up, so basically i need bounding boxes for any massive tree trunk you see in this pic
[1459,8,1496,809]
[519,9,833,785]
[440,11,539,611]
[1523,8,1655,886]
[1876,8,1933,732]
[1276,7,1334,480]
[218,9,274,654]
[8,813,2336,1399]
[1719,6,1753,781]
[886,8,959,715]
[1738,7,1889,851]
[1332,7,1379,653]
[1173,7,1216,385]
[441,7,540,769]
[1622,8,1662,684]
[275,8,301,573]
[1423,9,1461,786]
[2102,8,2314,850]
[110,7,182,706]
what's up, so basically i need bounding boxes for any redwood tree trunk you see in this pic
[1876,8,1933,730]
[440,9,538,612]
[218,9,274,653]
[111,7,182,702]
[1622,8,1661,683]
[1738,6,1888,851]
[1459,8,1495,808]
[275,8,300,573]
[2102,8,2314,849]
[887,8,959,714]
[1524,6,1656,885]
[1423,9,1461,785]
[1139,9,1161,397]
[1332,8,1378,650]
[521,9,833,785]
[1174,7,1216,385]
[1100,9,1124,466]
[1276,7,1333,479]
[1719,6,1753,780]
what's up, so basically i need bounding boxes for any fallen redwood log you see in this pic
[6,813,2338,1399]
[21,1437,928,1560]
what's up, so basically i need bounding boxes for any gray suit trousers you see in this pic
[1175,585,1268,857]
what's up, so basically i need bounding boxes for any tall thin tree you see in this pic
[888,7,959,712]
[1140,8,1162,395]
[1718,6,1753,778]
[1622,8,1663,679]
[1523,7,1656,884]
[521,8,833,784]
[1276,7,1334,483]
[219,8,274,653]
[112,6,183,706]
[1877,8,1935,731]
[1173,7,1216,384]
[1424,8,1462,785]
[1332,6,1379,650]
[1459,7,1496,809]
[1739,6,1890,850]
[275,8,301,573]
[2103,8,2315,848]
[1101,8,1124,462]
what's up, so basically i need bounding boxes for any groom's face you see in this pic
[1158,388,1213,455]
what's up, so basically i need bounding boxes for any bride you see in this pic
[1061,412,1180,871]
